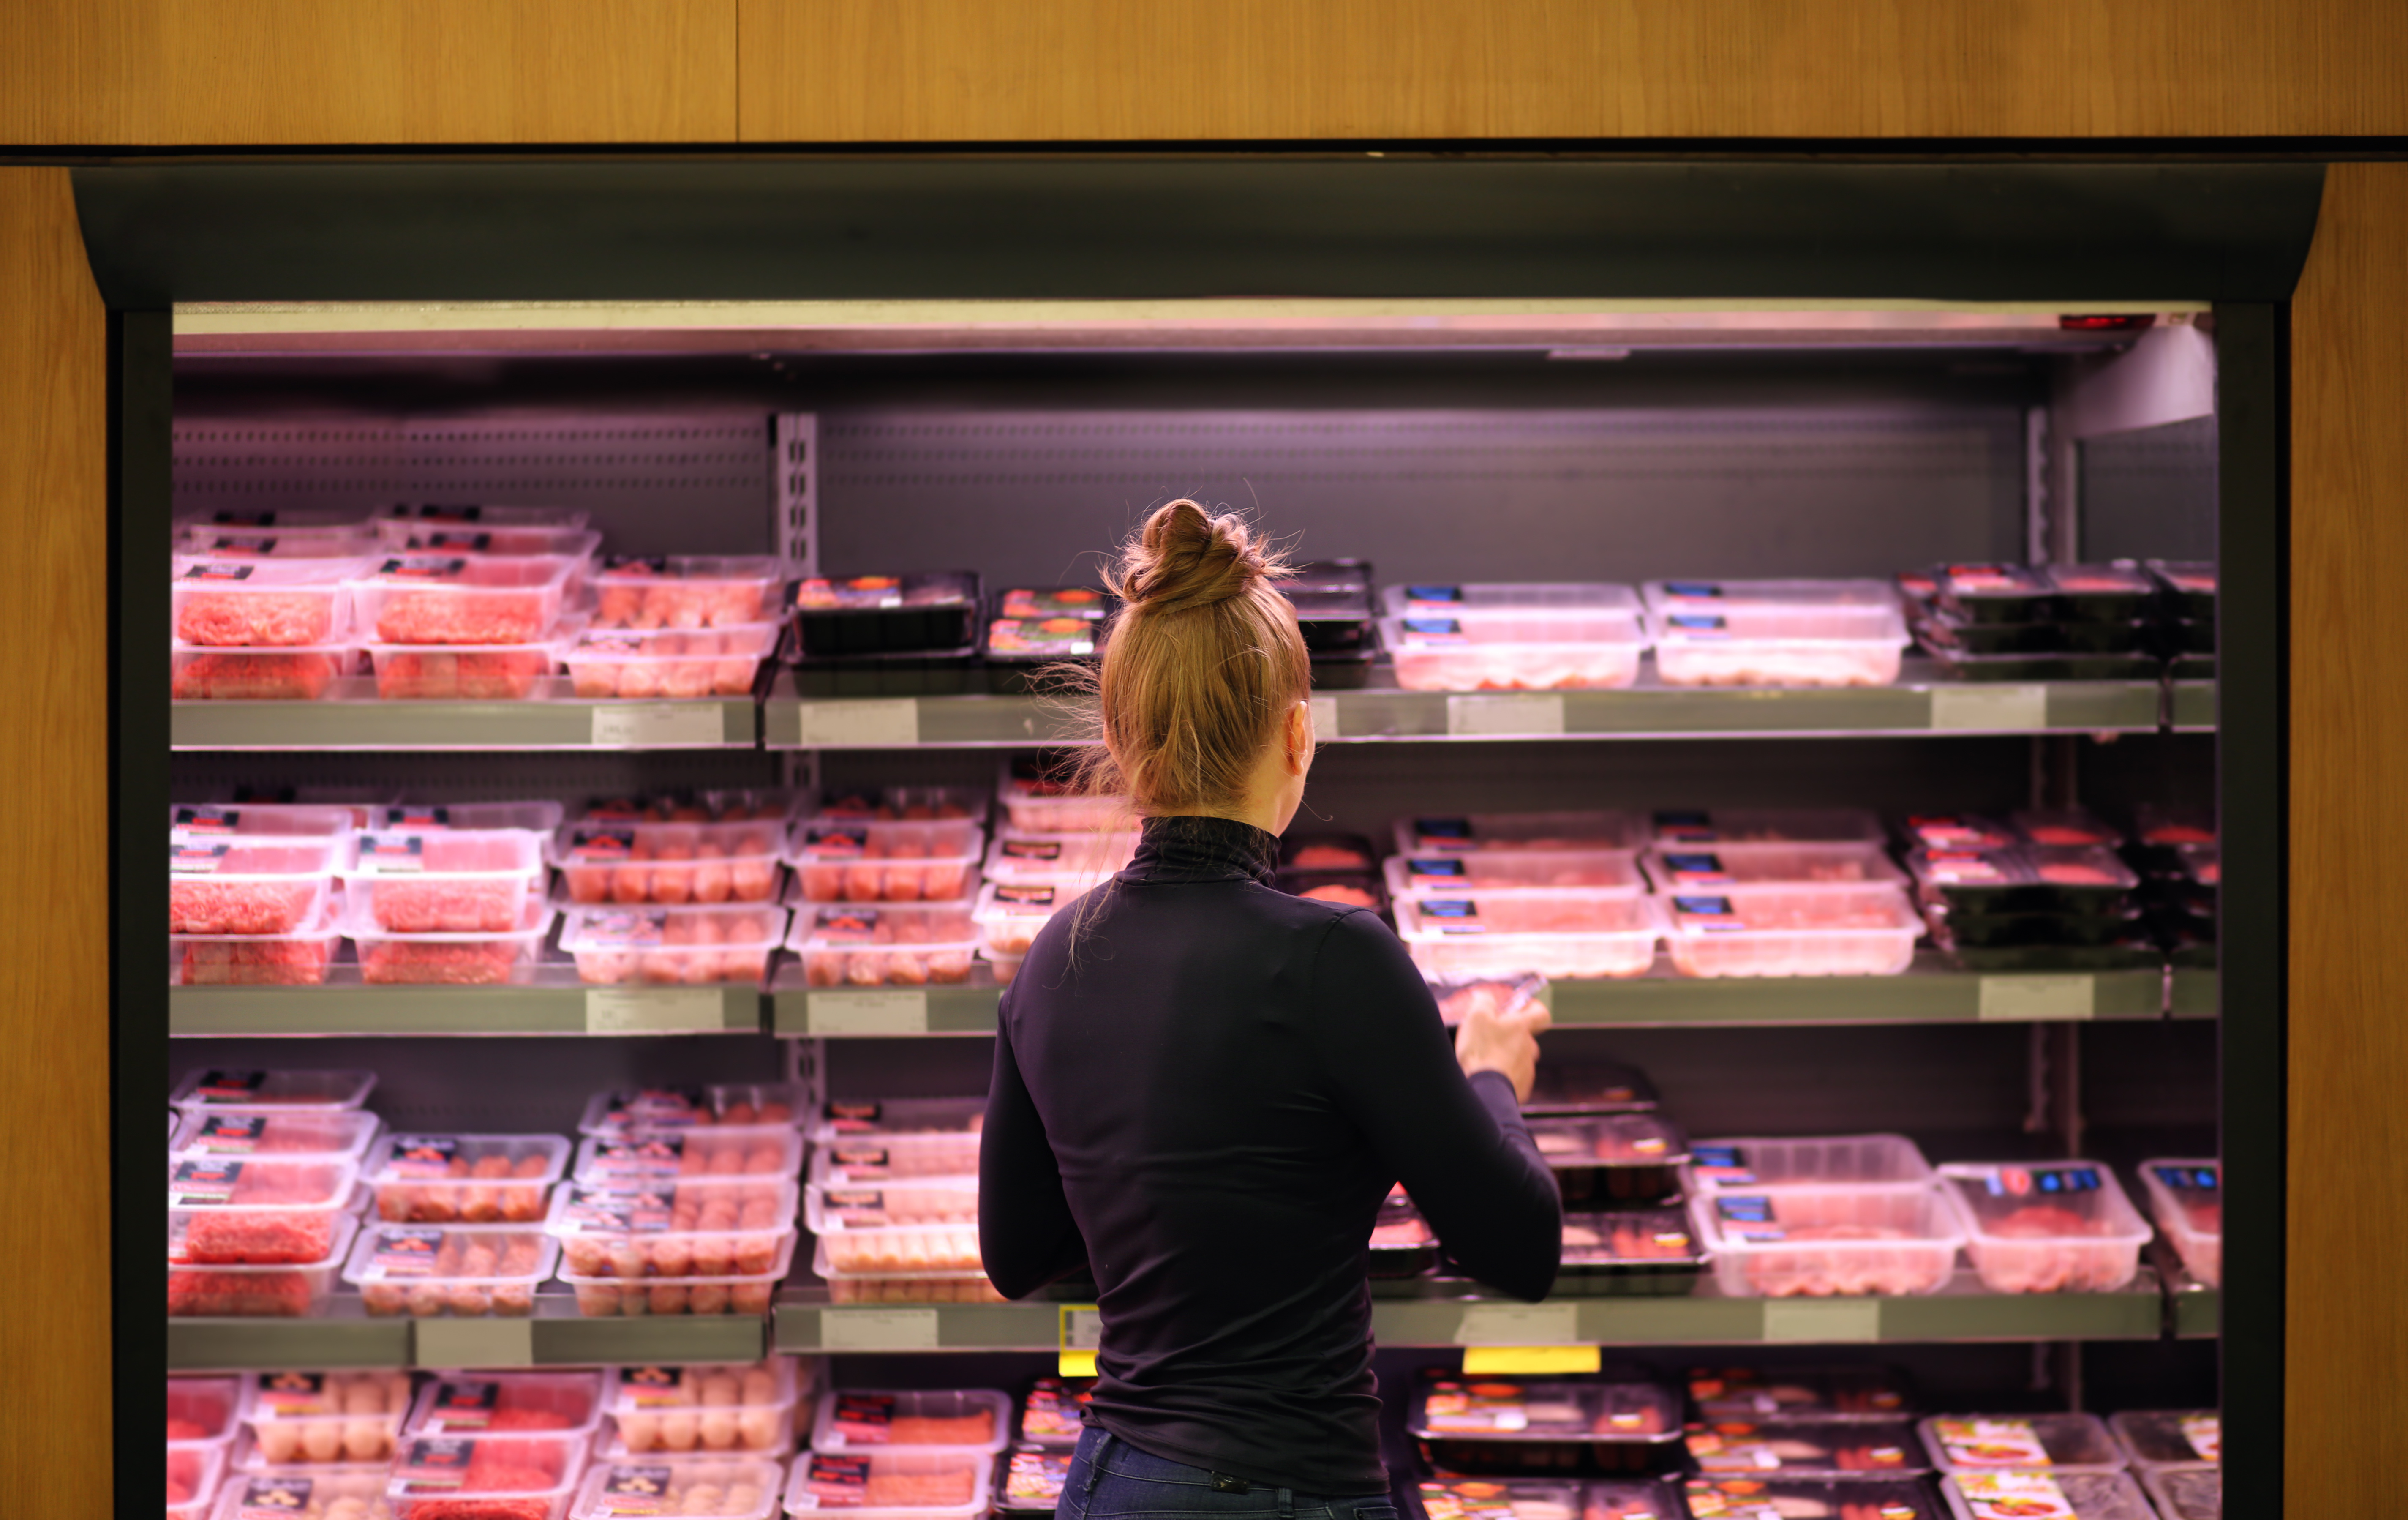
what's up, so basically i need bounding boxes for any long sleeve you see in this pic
[1306,909,1563,1301]
[978,989,1090,1299]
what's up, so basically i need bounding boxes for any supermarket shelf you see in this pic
[167,1297,765,1370]
[772,1268,2169,1352]
[768,963,1006,1037]
[2150,1242,2220,1338]
[2167,965,2218,1018]
[2168,679,2216,731]
[169,970,764,1037]
[172,679,756,750]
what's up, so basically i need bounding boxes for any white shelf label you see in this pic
[1454,1302,1580,1346]
[586,987,727,1034]
[1309,695,1342,741]
[1447,693,1565,737]
[1060,1305,1104,1351]
[1763,1298,1881,1343]
[1979,974,2097,1022]
[807,990,930,1035]
[1931,684,2048,732]
[590,701,727,748]
[820,1307,941,1350]
[795,699,919,747]
[415,1315,534,1367]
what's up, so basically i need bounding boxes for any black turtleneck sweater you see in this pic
[979,814,1563,1495]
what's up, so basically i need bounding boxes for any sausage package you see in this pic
[1683,1416,1926,1478]
[1406,1372,1683,1476]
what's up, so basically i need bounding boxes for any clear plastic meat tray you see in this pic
[1642,841,1907,892]
[1385,850,1644,898]
[166,1442,227,1520]
[367,1133,571,1224]
[580,790,811,829]
[1649,591,1910,688]
[788,901,981,988]
[340,828,550,932]
[371,801,565,834]
[789,820,985,903]
[806,1177,980,1232]
[1664,883,1921,977]
[574,1128,804,1186]
[545,1176,798,1280]
[809,1132,982,1185]
[1937,1162,2152,1294]
[343,897,557,987]
[1394,810,1644,855]
[179,506,380,546]
[1689,1477,1945,1520]
[212,1463,395,1520]
[1684,1416,1924,1478]
[343,1225,558,1318]
[360,620,584,699]
[374,503,594,542]
[1380,610,1645,692]
[557,821,785,906]
[172,907,346,987]
[995,772,1128,835]
[599,1359,801,1457]
[814,786,989,826]
[979,830,1139,891]
[1405,1373,1683,1474]
[406,1373,605,1437]
[579,1084,809,1138]
[172,642,361,701]
[2138,1159,2220,1286]
[175,1107,382,1162]
[169,1214,359,1317]
[170,835,340,936]
[170,1374,245,1446]
[1380,582,1642,617]
[979,947,1024,986]
[171,801,359,838]
[1691,1185,1967,1297]
[385,1429,594,1519]
[349,552,584,645]
[814,1217,982,1276]
[562,622,782,699]
[971,880,1068,958]
[592,555,787,630]
[1650,807,1887,846]
[2107,1409,2219,1469]
[1687,1134,1935,1193]
[169,1156,364,1264]
[238,1371,415,1466]
[561,1231,797,1319]
[812,1097,987,1141]
[812,1388,1012,1454]
[572,1457,787,1520]
[782,1449,993,1520]
[172,1067,378,1112]
[1395,892,1663,980]
[2140,1467,2219,1520]
[560,904,787,987]
[174,557,368,646]
[1918,1413,2126,1473]
[387,521,602,561]
[1643,578,1903,615]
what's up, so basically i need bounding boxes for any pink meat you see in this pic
[362,939,520,985]
[180,937,333,986]
[176,591,335,647]
[169,880,321,936]
[376,591,546,644]
[375,650,549,699]
[172,651,342,700]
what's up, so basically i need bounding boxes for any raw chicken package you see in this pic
[170,834,340,936]
[1693,1186,1967,1298]
[1395,892,1663,981]
[794,571,981,656]
[790,901,980,988]
[1368,1189,1439,1278]
[1917,1414,2125,1474]
[579,1084,807,1138]
[561,1231,798,1320]
[1652,807,1886,847]
[1683,1416,1926,1477]
[599,1359,802,1457]
[2106,1410,2218,1470]
[340,829,549,933]
[1381,607,1645,692]
[563,622,782,700]
[813,1217,983,1277]
[806,1176,980,1232]
[2139,1466,2220,1520]
[1642,841,1907,893]
[572,1457,785,1520]
[577,1127,803,1187]
[406,1373,605,1438]
[1685,1477,1945,1520]
[1405,1372,1683,1476]
[1015,1377,1094,1448]
[1686,1366,1918,1423]
[349,553,584,645]
[811,1237,1006,1306]
[996,758,1128,834]
[972,881,1068,959]
[174,557,367,646]
[168,1155,362,1264]
[368,1133,570,1224]
[809,1131,982,1185]
[591,555,786,630]
[386,1429,594,1520]
[1526,1114,1688,1204]
[1663,884,1923,978]
[1411,1477,1585,1520]
[789,820,984,904]
[1687,1135,1936,1194]
[1937,1162,2152,1294]
[561,904,787,987]
[1939,1473,2155,1520]
[544,1176,796,1312]
[1647,595,1910,688]
[169,1213,359,1317]
[979,830,1139,894]
[174,1107,382,1163]
[1396,810,1645,856]
[1388,849,1645,898]
[581,789,810,829]
[811,1389,1011,1454]
[345,898,557,987]
[171,1067,378,1112]
[239,1371,416,1467]
[2138,1160,2220,1286]
[780,1449,993,1520]
[1553,1206,1707,1295]
[173,644,360,702]
[555,821,785,908]
[343,1224,557,1318]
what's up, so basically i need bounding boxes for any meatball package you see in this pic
[570,1456,786,1520]
[367,1133,570,1224]
[790,821,985,905]
[996,760,1126,834]
[579,1084,808,1139]
[1406,1372,1683,1476]
[805,1177,980,1232]
[790,901,980,989]
[561,904,787,987]
[575,1127,804,1187]
[238,1371,416,1467]
[556,821,785,907]
[1936,1163,2152,1295]
[561,622,781,700]
[812,1238,1005,1306]
[591,554,787,630]
[597,1359,805,1458]
[342,1225,558,1319]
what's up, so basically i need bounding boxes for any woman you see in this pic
[980,500,1563,1515]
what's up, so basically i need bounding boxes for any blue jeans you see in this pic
[1056,1426,1399,1520]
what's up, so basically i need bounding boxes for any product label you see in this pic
[234,1477,316,1517]
[255,1370,327,1411]
[399,503,486,521]
[559,1185,673,1234]
[1667,613,1728,633]
[1950,1472,2077,1519]
[1664,582,1724,598]
[604,555,670,574]
[1406,585,1464,604]
[602,1465,676,1500]
[398,1437,477,1488]
[381,805,452,829]
[1931,1417,2053,1467]
[1415,816,1473,846]
[1418,1383,1531,1433]
[429,1380,501,1425]
[995,883,1057,907]
[1684,1480,1917,1520]
[564,826,638,862]
[1421,899,1485,935]
[386,1135,463,1173]
[583,909,669,947]
[1688,1144,1752,1184]
[2153,1163,2219,1194]
[422,531,493,551]
[208,535,273,554]
[1000,837,1062,861]
[213,511,278,525]
[808,1454,874,1504]
[830,1145,891,1172]
[1402,617,1467,642]
[1660,853,1729,883]
[193,1069,268,1100]
[1675,895,1747,932]
[616,1365,687,1406]
[819,1306,942,1351]
[1019,1378,1091,1443]
[376,556,470,579]
[354,833,428,873]
[181,561,256,581]
[1716,1196,1784,1242]
[1408,857,1467,879]
[814,907,882,942]
[823,1188,891,1225]
[169,1158,242,1205]
[2178,1413,2221,1461]
[370,1228,446,1277]
[191,1113,270,1150]
[173,805,242,832]
[831,1392,898,1442]
[170,840,232,873]
[1973,1165,2102,1198]
[1006,1449,1074,1507]
[591,1135,686,1173]
[1417,1481,1588,1520]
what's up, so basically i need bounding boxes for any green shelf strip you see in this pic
[171,689,757,751]
[169,983,764,1037]
[167,1302,765,1371]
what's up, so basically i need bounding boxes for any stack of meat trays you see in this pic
[1921,1413,2155,1520]
[347,508,598,700]
[226,1368,414,1474]
[342,1132,570,1318]
[981,584,1115,694]
[1389,810,1658,980]
[783,786,989,988]
[791,570,984,696]
[1901,810,2156,972]
[1275,831,1388,917]
[2109,1410,2220,1520]
[1643,808,1921,979]
[2138,1157,2220,1287]
[594,1358,813,1459]
[166,1375,239,1520]
[167,1069,379,1318]
[993,1378,1091,1518]
[384,1420,597,1520]
[1403,1366,1684,1475]
[2146,559,2216,680]
[172,551,378,702]
[168,803,355,987]
[784,1384,1005,1520]
[1686,1133,1967,1300]
[1642,579,1912,688]
[2124,802,2217,968]
[1282,558,1379,689]
[564,555,788,700]
[805,1099,997,1304]
[338,825,556,986]
[1936,1161,2153,1295]
[571,1453,788,1520]
[556,789,801,990]
[543,1084,806,1319]
[972,764,1133,985]
[1412,1474,1686,1520]
[1517,1111,1701,1298]
[1902,562,2165,682]
[1680,1359,1932,1489]
[1378,582,1647,693]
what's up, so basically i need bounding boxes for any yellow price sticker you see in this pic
[1461,1345,1602,1375]
[1059,1304,1102,1379]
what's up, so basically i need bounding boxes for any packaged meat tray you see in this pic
[563,623,782,699]
[561,905,787,987]
[1686,1366,1917,1422]
[1643,842,1906,893]
[1588,1479,1688,1520]
[561,1231,798,1319]
[1904,846,2138,915]
[1369,1190,1439,1278]
[2138,1467,2219,1520]
[2128,804,2215,848]
[173,1067,378,1112]
[2138,1160,2219,1286]
[1938,1162,2151,1294]
[172,643,360,701]
[174,557,366,646]
[572,1457,785,1520]
[1895,815,2020,852]
[979,947,1025,986]
[1283,574,1377,659]
[1644,578,1902,617]
[1014,1377,1092,1447]
[979,829,1139,892]
[983,587,1113,688]
[407,1373,605,1438]
[1389,850,1644,898]
[1395,892,1662,981]
[789,641,984,699]
[172,801,358,838]
[996,1448,1073,1516]
[171,1220,355,1316]
[1939,1472,2152,1520]
[586,556,788,631]
[212,1465,397,1520]
[997,759,1128,834]
[2106,1410,2217,1470]
[812,1239,1005,1305]
[781,1449,992,1520]
[545,1176,797,1281]
[1411,1476,1585,1520]
[387,524,601,565]
[1527,1115,1687,1203]
[577,1127,804,1186]
[350,554,584,645]
[169,1443,229,1520]
[583,790,811,828]
[789,820,984,904]
[340,829,549,932]
[1929,906,2145,951]
[180,506,380,545]
[2144,560,2217,619]
[812,1388,1011,1454]
[794,572,981,656]
[1923,650,2159,683]
[170,835,340,936]
[1381,582,1642,617]
[814,1218,982,1275]
[813,1096,986,1140]
[172,909,345,987]
[2039,563,2160,621]
[993,584,1114,624]
[815,787,987,826]
[1396,810,1644,856]
[1406,1373,1683,1475]
[1918,1414,2124,1474]
[1524,1055,1659,1116]
[1684,1477,1944,1520]
[360,619,586,699]
[202,783,403,830]
[1692,1186,1967,1298]
[1650,601,1910,689]
[1652,808,1886,847]
[387,1430,594,1520]
[1689,1135,1934,1193]
[354,801,558,835]
[579,1084,807,1138]
[240,1371,415,1465]
[1684,1416,1924,1477]
[172,1374,245,1446]
[809,1131,981,1185]
[971,881,1068,959]
[1553,1206,1706,1294]
[1278,832,1378,871]
[368,1133,571,1223]
[806,1177,980,1232]
[1928,565,2059,625]
[599,1359,802,1456]
[343,1224,556,1317]
[1381,609,1645,692]
[375,503,593,541]
[169,1155,363,1264]
[1664,884,1923,978]
[789,901,979,988]
[345,898,557,987]
[175,1107,382,1162]
[1911,613,2152,657]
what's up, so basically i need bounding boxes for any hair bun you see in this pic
[1111,499,1284,615]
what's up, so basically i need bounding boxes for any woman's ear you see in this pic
[1286,699,1315,772]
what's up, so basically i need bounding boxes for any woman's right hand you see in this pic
[1455,994,1551,1102]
